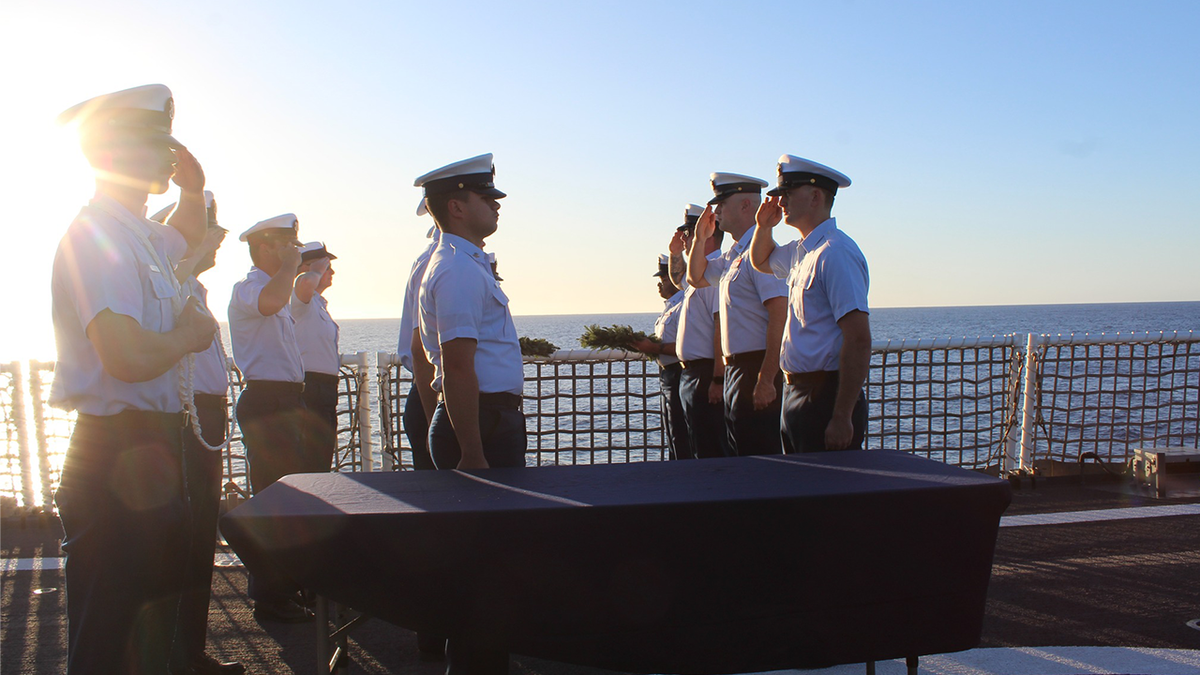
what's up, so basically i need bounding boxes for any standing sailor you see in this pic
[750,155,870,453]
[52,84,217,675]
[228,214,313,622]
[632,254,689,459]
[686,173,787,456]
[151,193,245,675]
[398,225,441,472]
[675,206,730,459]
[293,241,341,472]
[415,153,525,675]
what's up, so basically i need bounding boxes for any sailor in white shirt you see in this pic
[150,192,244,675]
[675,220,730,459]
[686,173,788,456]
[631,255,689,459]
[228,213,313,623]
[415,153,524,675]
[51,84,218,675]
[398,226,441,472]
[292,241,341,473]
[750,155,870,453]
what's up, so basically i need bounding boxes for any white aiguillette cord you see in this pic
[86,200,229,451]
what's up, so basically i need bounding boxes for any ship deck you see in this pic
[3,473,1199,675]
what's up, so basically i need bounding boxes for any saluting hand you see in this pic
[756,196,783,230]
[278,241,302,272]
[198,226,226,255]
[694,205,716,241]
[171,146,206,194]
[177,296,218,353]
[668,230,686,255]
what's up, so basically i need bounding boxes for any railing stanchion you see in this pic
[352,352,373,471]
[1018,333,1040,472]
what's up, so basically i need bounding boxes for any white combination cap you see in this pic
[58,84,182,148]
[653,254,670,278]
[414,153,506,216]
[708,172,769,205]
[677,203,705,232]
[299,241,336,262]
[147,190,219,227]
[240,213,298,242]
[767,155,851,197]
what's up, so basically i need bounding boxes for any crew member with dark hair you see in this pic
[52,83,217,675]
[228,213,313,622]
[293,241,341,473]
[415,153,525,675]
[686,172,788,456]
[750,155,870,453]
[632,253,689,459]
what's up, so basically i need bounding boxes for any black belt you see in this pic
[438,391,523,410]
[304,371,339,387]
[723,350,766,368]
[680,358,715,370]
[193,393,227,409]
[660,362,682,373]
[783,370,833,386]
[77,410,186,430]
[246,379,305,394]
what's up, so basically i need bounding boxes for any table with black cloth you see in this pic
[220,450,1011,674]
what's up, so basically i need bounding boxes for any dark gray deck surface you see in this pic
[3,476,1199,674]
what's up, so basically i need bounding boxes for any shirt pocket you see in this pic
[148,267,178,300]
[491,283,510,307]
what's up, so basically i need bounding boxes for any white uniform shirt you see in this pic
[767,218,870,374]
[418,233,523,395]
[50,196,189,414]
[291,291,340,376]
[228,267,305,383]
[676,283,720,362]
[703,226,788,356]
[183,278,230,396]
[397,233,439,373]
[653,290,685,367]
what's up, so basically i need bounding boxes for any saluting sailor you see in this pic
[228,214,314,623]
[674,204,730,459]
[52,84,218,675]
[749,155,870,453]
[686,173,788,456]
[293,241,341,473]
[151,192,245,675]
[415,153,525,675]
[631,254,689,459]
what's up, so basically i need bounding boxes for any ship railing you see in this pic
[2,331,1197,514]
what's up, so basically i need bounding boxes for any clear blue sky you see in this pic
[2,0,1198,359]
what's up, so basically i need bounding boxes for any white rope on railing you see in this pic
[872,334,1025,352]
[1038,330,1197,346]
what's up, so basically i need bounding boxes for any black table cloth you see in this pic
[221,450,1011,673]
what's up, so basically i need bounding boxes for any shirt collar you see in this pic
[731,225,756,255]
[91,193,158,238]
[800,217,837,253]
[441,233,490,270]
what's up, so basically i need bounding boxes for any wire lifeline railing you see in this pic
[1023,332,1200,468]
[3,331,1198,512]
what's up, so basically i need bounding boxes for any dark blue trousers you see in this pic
[428,394,527,469]
[176,394,227,666]
[235,381,306,603]
[301,371,339,473]
[659,362,692,460]
[724,351,784,456]
[56,411,189,675]
[403,389,437,470]
[780,371,867,453]
[679,361,731,459]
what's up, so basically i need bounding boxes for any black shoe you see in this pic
[254,598,315,623]
[190,653,246,675]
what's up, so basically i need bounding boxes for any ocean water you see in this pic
[335,301,1199,357]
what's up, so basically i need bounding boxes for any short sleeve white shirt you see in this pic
[291,291,340,376]
[717,226,788,356]
[397,234,439,373]
[418,234,523,395]
[50,195,189,414]
[676,283,720,362]
[228,267,304,382]
[653,291,685,367]
[183,278,230,396]
[767,218,870,373]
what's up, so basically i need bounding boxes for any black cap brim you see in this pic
[474,187,507,200]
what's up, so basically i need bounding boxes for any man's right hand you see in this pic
[278,241,302,272]
[669,230,686,255]
[756,196,783,229]
[708,380,723,405]
[177,297,218,353]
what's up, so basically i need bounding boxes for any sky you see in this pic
[2,0,1198,360]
